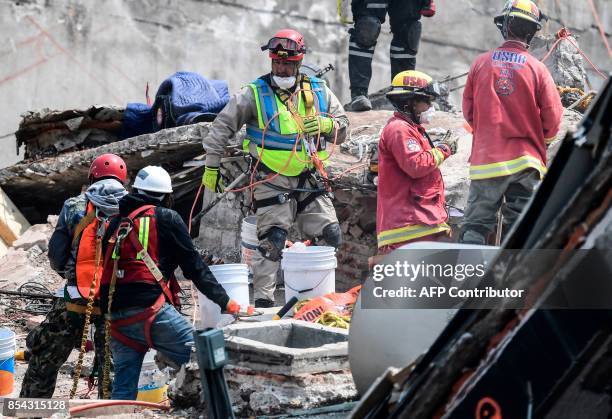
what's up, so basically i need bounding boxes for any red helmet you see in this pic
[89,153,127,183]
[261,29,306,62]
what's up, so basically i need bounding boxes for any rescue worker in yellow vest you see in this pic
[20,154,128,399]
[201,29,349,307]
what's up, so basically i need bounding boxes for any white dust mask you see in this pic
[273,75,297,90]
[419,105,436,124]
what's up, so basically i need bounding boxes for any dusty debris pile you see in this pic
[17,106,124,159]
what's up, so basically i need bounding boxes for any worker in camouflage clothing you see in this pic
[20,154,128,398]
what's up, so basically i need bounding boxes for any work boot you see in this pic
[254,298,274,308]
[347,95,372,112]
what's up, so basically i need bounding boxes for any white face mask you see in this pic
[272,75,297,90]
[419,105,436,124]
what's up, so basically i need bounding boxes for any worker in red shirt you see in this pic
[376,70,458,253]
[460,0,563,244]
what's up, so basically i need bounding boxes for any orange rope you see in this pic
[587,0,612,57]
[333,162,369,180]
[191,84,345,223]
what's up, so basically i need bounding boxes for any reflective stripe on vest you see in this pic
[136,216,150,260]
[245,76,329,176]
[377,223,451,248]
[469,154,546,180]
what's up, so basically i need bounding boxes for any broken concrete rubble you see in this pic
[12,222,53,252]
[0,122,212,223]
[17,106,124,159]
[170,321,357,416]
[0,97,585,417]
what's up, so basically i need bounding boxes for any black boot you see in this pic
[347,88,372,112]
[254,298,275,308]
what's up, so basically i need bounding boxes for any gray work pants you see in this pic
[460,169,540,245]
[252,173,338,302]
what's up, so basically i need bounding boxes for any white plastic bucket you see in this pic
[281,246,337,303]
[240,216,258,284]
[0,328,16,396]
[137,350,168,403]
[198,264,250,328]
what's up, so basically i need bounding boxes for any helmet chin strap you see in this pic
[392,101,419,123]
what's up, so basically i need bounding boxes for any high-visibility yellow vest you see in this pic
[244,75,330,176]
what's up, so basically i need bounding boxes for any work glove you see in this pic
[225,300,255,316]
[303,116,334,135]
[420,0,436,17]
[202,166,224,193]
[437,130,458,155]
[226,299,241,315]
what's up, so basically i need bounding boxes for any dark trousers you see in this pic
[349,0,423,94]
[460,170,541,245]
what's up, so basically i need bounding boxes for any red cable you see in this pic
[542,28,608,80]
[188,183,203,234]
[587,0,612,57]
[69,400,170,414]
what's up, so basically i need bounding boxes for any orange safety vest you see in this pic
[73,202,106,300]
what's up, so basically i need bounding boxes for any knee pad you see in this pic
[393,20,422,55]
[321,223,342,249]
[258,227,288,262]
[353,16,381,48]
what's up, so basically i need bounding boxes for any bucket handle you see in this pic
[285,274,330,295]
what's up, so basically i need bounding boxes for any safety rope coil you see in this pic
[70,237,103,398]
[293,299,354,329]
[557,86,596,112]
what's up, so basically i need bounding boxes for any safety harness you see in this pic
[103,205,179,354]
[252,170,330,213]
[251,75,333,211]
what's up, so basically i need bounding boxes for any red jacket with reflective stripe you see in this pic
[376,112,450,240]
[463,41,563,179]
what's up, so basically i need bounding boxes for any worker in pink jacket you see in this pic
[460,0,563,244]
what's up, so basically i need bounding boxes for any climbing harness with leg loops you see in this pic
[252,168,331,212]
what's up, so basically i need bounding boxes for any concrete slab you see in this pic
[224,320,349,375]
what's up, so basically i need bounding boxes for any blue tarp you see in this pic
[120,102,154,139]
[120,72,230,139]
[156,71,230,125]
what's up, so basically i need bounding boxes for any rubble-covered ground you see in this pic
[0,107,583,418]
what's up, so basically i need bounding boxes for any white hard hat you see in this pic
[133,166,173,194]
